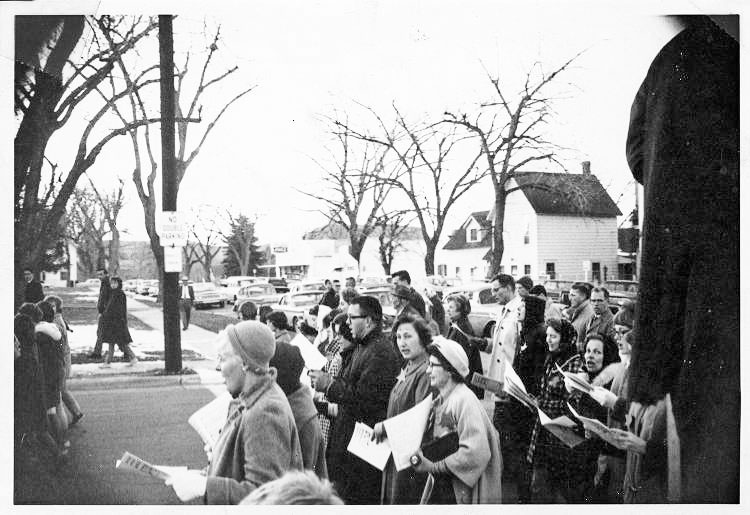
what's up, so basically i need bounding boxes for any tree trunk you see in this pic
[349,238,364,272]
[202,257,212,282]
[109,227,120,275]
[489,188,507,277]
[423,242,436,276]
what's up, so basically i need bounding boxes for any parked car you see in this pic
[358,287,398,332]
[220,276,264,304]
[193,282,228,309]
[80,278,101,289]
[233,283,283,311]
[272,290,325,329]
[137,279,158,296]
[424,275,462,297]
[147,284,160,297]
[123,279,138,292]
[289,279,327,294]
[267,277,289,293]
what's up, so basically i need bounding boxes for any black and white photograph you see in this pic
[5,0,744,507]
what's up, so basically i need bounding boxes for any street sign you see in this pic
[164,245,182,273]
[158,211,188,246]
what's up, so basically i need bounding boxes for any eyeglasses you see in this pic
[427,361,444,369]
[347,314,367,320]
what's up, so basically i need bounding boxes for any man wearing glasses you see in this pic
[309,296,400,504]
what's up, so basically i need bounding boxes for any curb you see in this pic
[68,372,208,391]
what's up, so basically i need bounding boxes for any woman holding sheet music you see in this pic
[410,336,503,504]
[565,333,620,502]
[371,314,433,504]
[526,317,584,503]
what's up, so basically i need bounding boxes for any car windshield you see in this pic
[192,283,217,292]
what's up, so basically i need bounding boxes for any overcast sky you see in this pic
[3,0,747,247]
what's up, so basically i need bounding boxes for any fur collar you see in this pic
[592,362,623,387]
[35,321,61,341]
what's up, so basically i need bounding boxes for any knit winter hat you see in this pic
[430,335,469,377]
[269,341,304,395]
[523,294,547,326]
[226,321,276,374]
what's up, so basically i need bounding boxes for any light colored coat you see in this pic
[433,382,503,504]
[485,295,521,399]
[205,372,303,504]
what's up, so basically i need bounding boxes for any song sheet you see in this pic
[346,422,391,471]
[537,408,585,448]
[188,391,232,448]
[382,396,432,471]
[290,332,328,370]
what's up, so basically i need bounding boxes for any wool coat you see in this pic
[15,327,47,434]
[431,382,503,504]
[325,328,400,504]
[35,322,62,409]
[565,301,595,352]
[206,372,303,504]
[287,386,327,478]
[380,355,431,504]
[625,20,739,502]
[101,289,132,344]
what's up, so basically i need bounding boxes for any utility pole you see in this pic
[159,15,182,373]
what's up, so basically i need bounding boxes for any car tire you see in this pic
[219,301,225,308]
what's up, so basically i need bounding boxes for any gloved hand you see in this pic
[589,385,618,409]
[165,470,207,502]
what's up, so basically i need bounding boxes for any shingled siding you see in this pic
[535,215,619,282]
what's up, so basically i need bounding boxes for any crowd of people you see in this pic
[161,264,664,505]
[15,268,84,467]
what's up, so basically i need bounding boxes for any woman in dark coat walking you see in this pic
[101,277,137,367]
[444,294,484,399]
[14,313,48,443]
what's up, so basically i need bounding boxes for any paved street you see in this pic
[15,384,215,505]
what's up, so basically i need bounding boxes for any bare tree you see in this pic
[376,210,414,276]
[340,104,485,275]
[445,54,582,276]
[66,187,108,276]
[14,16,160,308]
[185,205,224,281]
[299,114,397,272]
[100,21,255,293]
[182,241,202,279]
[85,175,126,274]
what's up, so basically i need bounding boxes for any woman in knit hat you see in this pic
[166,321,303,504]
[411,336,503,504]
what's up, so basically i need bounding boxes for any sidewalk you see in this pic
[68,296,225,394]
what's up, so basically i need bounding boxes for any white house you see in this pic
[41,240,78,287]
[437,166,621,283]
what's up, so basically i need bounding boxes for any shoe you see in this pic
[71,413,84,426]
[127,358,139,367]
[99,363,111,368]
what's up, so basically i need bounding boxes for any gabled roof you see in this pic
[443,211,492,250]
[511,172,622,217]
[618,227,640,253]
[303,221,421,240]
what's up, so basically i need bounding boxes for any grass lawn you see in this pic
[189,309,237,333]
[71,348,204,365]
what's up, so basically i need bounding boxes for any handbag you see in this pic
[421,431,459,462]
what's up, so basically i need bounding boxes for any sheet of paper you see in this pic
[290,332,328,370]
[537,408,584,448]
[555,363,593,393]
[471,372,503,394]
[502,360,538,410]
[346,422,391,471]
[567,402,622,448]
[317,305,332,331]
[116,452,173,481]
[188,391,232,448]
[382,396,433,471]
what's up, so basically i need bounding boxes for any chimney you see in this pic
[581,161,591,175]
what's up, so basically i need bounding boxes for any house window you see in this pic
[437,264,447,276]
[60,269,69,281]
[469,228,478,242]
[592,262,601,282]
[455,266,461,276]
[546,262,556,280]
[511,265,518,276]
[524,231,530,245]
[524,265,531,276]
[470,266,477,278]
